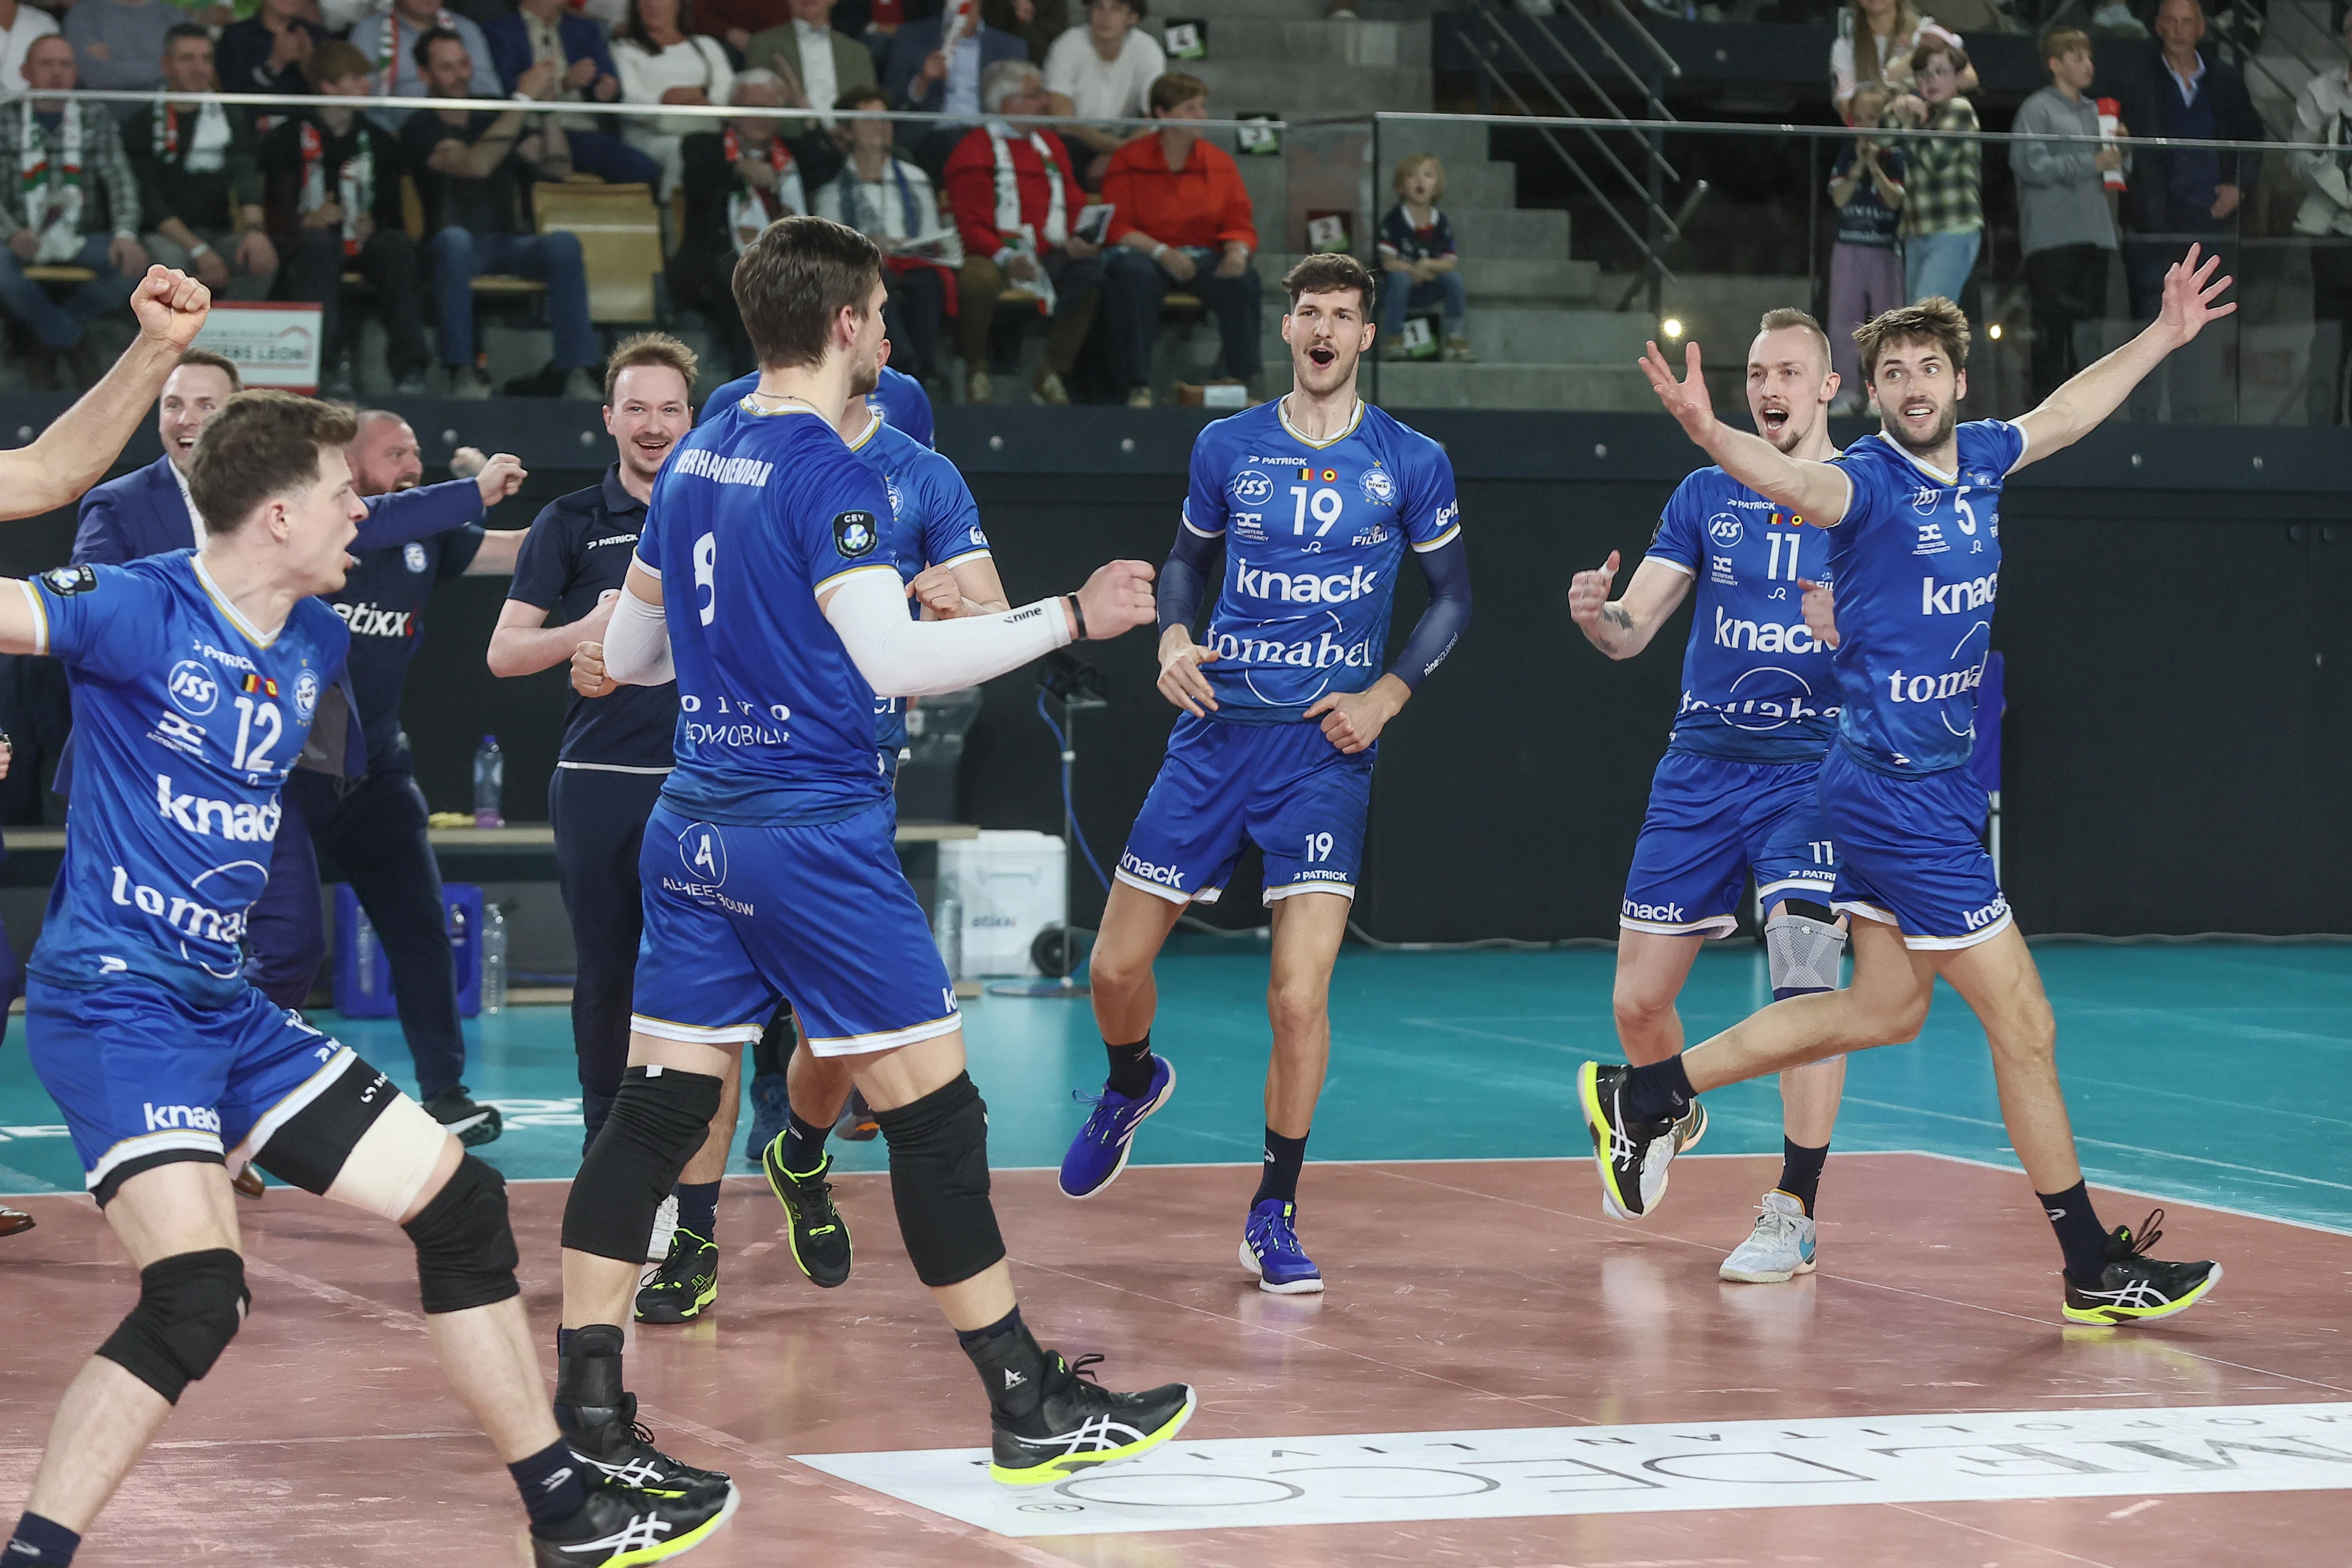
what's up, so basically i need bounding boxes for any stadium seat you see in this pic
[532,181,662,324]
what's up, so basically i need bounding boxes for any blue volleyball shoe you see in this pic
[1058,1056,1177,1199]
[1240,1199,1325,1294]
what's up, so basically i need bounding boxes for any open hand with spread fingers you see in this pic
[1638,339,1719,447]
[2158,242,2237,347]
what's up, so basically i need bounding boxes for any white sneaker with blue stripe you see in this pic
[1719,1189,1817,1283]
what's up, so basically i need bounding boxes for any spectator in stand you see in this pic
[671,70,804,379]
[1044,0,1162,189]
[2011,28,2125,403]
[944,57,1102,403]
[218,0,330,105]
[352,0,502,129]
[63,0,177,101]
[262,39,431,396]
[1831,0,1970,127]
[1099,69,1256,407]
[0,36,144,386]
[124,26,277,303]
[612,0,735,198]
[2111,0,2262,325]
[888,0,1026,178]
[815,80,960,385]
[2290,7,2352,423]
[1824,82,1904,412]
[0,0,61,105]
[986,0,1068,64]
[404,25,601,398]
[692,0,787,55]
[1894,36,1980,306]
[486,0,663,186]
[1375,151,1469,364]
[745,0,876,145]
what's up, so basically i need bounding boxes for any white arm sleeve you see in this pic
[604,584,675,686]
[821,566,1072,698]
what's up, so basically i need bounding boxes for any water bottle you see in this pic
[481,903,508,1014]
[932,894,962,982]
[355,907,377,996]
[472,735,505,828]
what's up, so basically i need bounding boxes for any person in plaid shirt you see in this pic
[0,34,145,386]
[1894,35,1980,306]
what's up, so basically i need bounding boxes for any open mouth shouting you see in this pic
[1306,343,1337,370]
[1758,401,1790,438]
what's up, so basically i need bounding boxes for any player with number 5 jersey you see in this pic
[1070,253,1474,1297]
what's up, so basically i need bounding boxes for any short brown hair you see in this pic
[1909,34,1970,77]
[1756,306,1833,370]
[835,83,888,113]
[2041,26,2091,61]
[1853,297,1970,383]
[1283,252,1377,317]
[172,349,242,393]
[187,391,358,538]
[1148,71,1208,115]
[604,332,699,404]
[306,39,372,88]
[733,216,883,372]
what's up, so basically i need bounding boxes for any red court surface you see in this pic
[2,1153,2346,1566]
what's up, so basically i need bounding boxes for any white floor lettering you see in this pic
[795,1401,2352,1537]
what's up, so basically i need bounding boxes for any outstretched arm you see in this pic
[1638,340,1853,528]
[1569,551,1694,660]
[2013,244,2234,471]
[821,559,1156,699]
[0,269,211,521]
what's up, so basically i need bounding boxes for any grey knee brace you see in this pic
[877,1072,1005,1288]
[1767,908,1847,996]
[96,1248,249,1404]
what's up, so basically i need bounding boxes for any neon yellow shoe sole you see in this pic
[2061,1262,2223,1326]
[1576,1061,1638,1221]
[988,1386,1198,1487]
[611,1481,740,1564]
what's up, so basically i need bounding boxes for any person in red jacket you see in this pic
[942,58,1104,404]
[1099,71,1259,407]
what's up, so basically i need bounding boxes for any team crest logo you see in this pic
[1360,466,1395,504]
[1229,469,1274,506]
[1706,512,1743,546]
[43,565,95,596]
[166,659,219,717]
[832,510,879,558]
[291,669,320,722]
[402,541,429,573]
[884,475,905,519]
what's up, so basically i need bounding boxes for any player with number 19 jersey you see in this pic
[624,400,959,1056]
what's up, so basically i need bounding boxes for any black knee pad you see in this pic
[96,1248,249,1405]
[402,1153,521,1314]
[560,1065,720,1262]
[877,1072,1005,1288]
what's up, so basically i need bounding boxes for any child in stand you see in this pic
[1826,83,1906,412]
[1377,153,1472,363]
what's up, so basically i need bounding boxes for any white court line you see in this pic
[796,1401,2352,1539]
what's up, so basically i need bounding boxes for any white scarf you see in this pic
[986,121,1066,247]
[300,118,375,257]
[18,100,85,265]
[153,97,230,173]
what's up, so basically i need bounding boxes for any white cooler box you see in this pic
[937,830,1068,977]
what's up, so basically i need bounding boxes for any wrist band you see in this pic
[1065,594,1088,642]
[1151,242,1167,260]
[188,242,212,258]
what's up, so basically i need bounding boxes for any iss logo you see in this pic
[1360,466,1396,505]
[1909,484,1940,514]
[1229,469,1275,506]
[832,510,880,558]
[291,668,320,722]
[167,659,219,717]
[1706,513,1743,547]
[403,541,429,573]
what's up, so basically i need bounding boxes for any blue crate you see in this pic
[333,882,483,1019]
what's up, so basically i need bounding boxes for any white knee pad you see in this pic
[1766,912,1847,995]
[324,1093,450,1221]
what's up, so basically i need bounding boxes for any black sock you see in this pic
[1104,1032,1155,1098]
[556,1325,576,1357]
[2040,1180,2111,1284]
[957,1305,1047,1422]
[779,1107,831,1174]
[5,1513,78,1564]
[1253,1126,1308,1208]
[509,1436,589,1529]
[1621,1055,1694,1123]
[1776,1138,1829,1216]
[673,1179,718,1241]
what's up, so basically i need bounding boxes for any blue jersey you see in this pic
[698,365,935,448]
[1181,399,1459,719]
[1824,421,2022,773]
[637,402,897,825]
[20,555,349,1001]
[846,408,992,757]
[1646,466,1839,764]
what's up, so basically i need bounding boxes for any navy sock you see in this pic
[5,1512,78,1564]
[1776,1138,1829,1216]
[2039,1180,2110,1284]
[1621,1055,1694,1123]
[1252,1126,1308,1208]
[1104,1033,1155,1099]
[509,1436,589,1530]
[780,1107,831,1174]
[674,1180,719,1241]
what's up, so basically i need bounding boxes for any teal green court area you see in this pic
[3,938,2347,1232]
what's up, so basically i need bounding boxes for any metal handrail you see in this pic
[1475,7,1679,191]
[1538,1,1678,122]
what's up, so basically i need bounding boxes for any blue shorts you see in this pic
[25,975,350,1199]
[1117,714,1373,907]
[1621,750,1838,937]
[1819,743,2011,951]
[629,799,958,1057]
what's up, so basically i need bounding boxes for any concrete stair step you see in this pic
[1146,15,1428,68]
[1160,61,1432,116]
[1433,161,1516,209]
[1443,205,1571,257]
[1454,306,1653,363]
[1371,360,1657,412]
